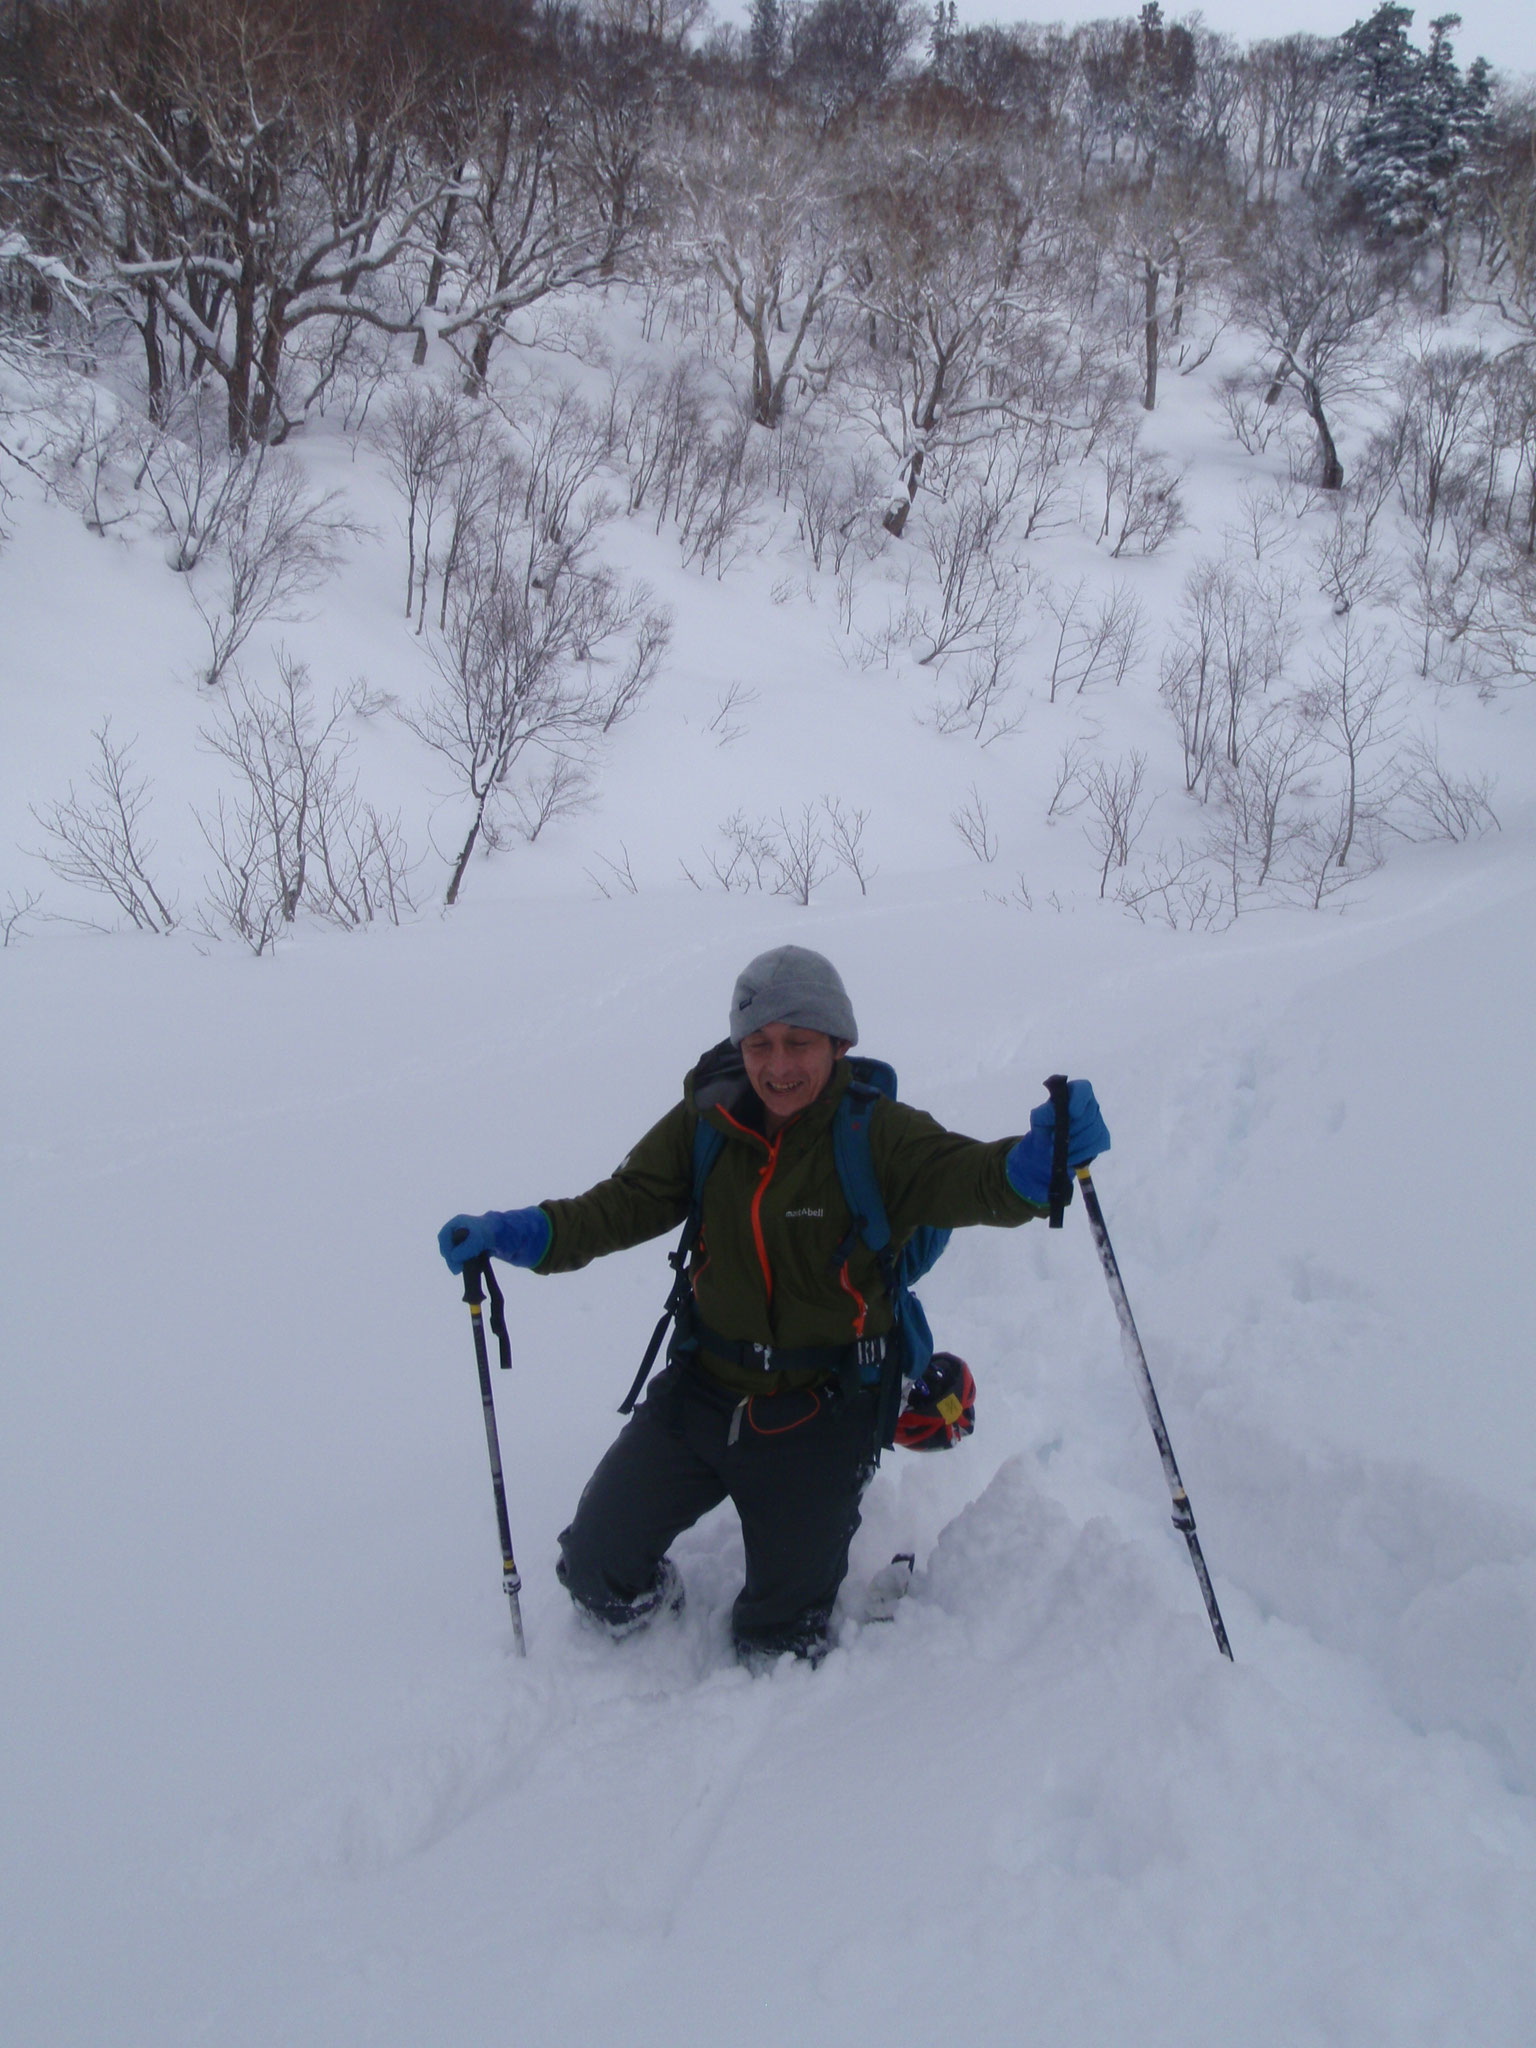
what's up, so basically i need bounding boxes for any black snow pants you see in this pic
[557,1357,879,1661]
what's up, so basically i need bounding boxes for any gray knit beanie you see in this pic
[729,946,858,1047]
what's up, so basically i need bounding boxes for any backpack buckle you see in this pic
[854,1337,888,1383]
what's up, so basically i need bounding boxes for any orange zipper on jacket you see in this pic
[837,1260,868,1337]
[715,1107,785,1308]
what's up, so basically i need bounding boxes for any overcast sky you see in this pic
[961,4,1536,79]
[714,2,1536,84]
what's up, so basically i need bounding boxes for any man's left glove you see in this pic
[1005,1079,1110,1208]
[437,1207,552,1275]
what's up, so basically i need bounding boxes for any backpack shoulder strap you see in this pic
[618,1111,724,1417]
[831,1077,892,1255]
[691,1115,726,1205]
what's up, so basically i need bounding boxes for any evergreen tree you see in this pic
[1343,9,1487,241]
[749,0,785,79]
[927,0,956,80]
[1342,8,1494,306]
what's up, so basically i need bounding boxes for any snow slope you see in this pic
[4,309,1536,2046]
[5,859,1536,2047]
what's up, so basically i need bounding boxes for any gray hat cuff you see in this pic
[728,946,858,1047]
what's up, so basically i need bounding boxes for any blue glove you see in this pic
[437,1207,552,1274]
[1005,1081,1111,1206]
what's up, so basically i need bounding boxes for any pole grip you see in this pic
[1044,1073,1072,1229]
[459,1246,486,1307]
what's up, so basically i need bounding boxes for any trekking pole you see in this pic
[453,1239,526,1656]
[1045,1077,1233,1662]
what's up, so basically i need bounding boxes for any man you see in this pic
[439,945,1108,1667]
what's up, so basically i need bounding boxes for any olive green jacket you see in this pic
[536,1051,1043,1394]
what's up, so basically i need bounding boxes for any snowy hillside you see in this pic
[6,24,1536,2033]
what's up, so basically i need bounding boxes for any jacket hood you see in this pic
[684,1037,858,1129]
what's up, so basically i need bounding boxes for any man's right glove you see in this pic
[437,1207,552,1275]
[1005,1079,1110,1208]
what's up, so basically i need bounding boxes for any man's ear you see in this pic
[832,1038,852,1060]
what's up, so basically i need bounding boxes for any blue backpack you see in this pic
[620,1053,951,1450]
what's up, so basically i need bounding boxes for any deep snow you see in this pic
[4,297,1536,2045]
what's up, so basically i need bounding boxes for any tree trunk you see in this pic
[250,287,291,444]
[227,260,258,453]
[445,800,488,905]
[140,284,166,424]
[414,182,463,366]
[883,481,914,537]
[1142,258,1160,411]
[1305,381,1344,490]
[748,312,776,426]
[598,178,627,280]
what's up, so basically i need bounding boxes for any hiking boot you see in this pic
[562,1554,685,1640]
[734,1611,831,1673]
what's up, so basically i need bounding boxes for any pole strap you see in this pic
[461,1251,512,1369]
[1044,1072,1073,1230]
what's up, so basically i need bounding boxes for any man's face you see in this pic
[739,1023,846,1131]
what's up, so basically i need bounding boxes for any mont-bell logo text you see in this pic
[784,1206,825,1220]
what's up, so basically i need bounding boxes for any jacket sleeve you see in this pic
[536,1100,695,1273]
[870,1099,1044,1236]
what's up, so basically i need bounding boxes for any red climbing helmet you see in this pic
[894,1353,976,1451]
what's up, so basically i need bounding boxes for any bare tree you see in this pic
[1389,341,1492,548]
[1116,843,1231,930]
[376,381,462,619]
[76,0,459,449]
[1284,797,1383,908]
[2,889,45,948]
[704,680,756,745]
[929,614,1025,744]
[1392,732,1499,842]
[1159,557,1294,794]
[951,784,998,862]
[822,794,876,891]
[910,491,1029,666]
[1094,416,1186,556]
[1300,614,1399,869]
[1081,749,1153,897]
[511,755,595,842]
[30,721,178,931]
[1205,707,1318,912]
[1235,188,1405,491]
[1309,496,1396,614]
[1238,34,1356,207]
[674,97,843,429]
[1041,573,1145,696]
[696,810,781,893]
[687,797,862,902]
[191,457,357,685]
[1093,163,1220,412]
[845,127,1099,537]
[1216,371,1291,457]
[431,62,612,390]
[137,397,268,573]
[198,655,413,948]
[404,491,670,903]
[47,383,140,537]
[1046,735,1093,819]
[772,801,833,905]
